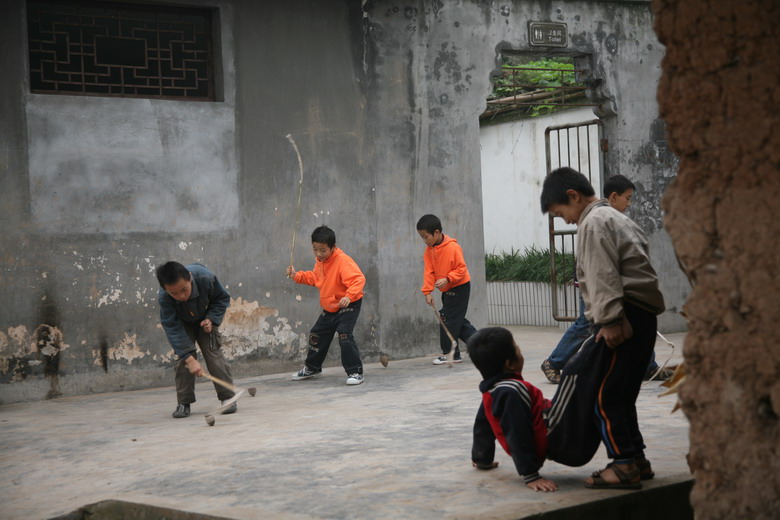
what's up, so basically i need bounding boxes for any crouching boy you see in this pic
[468,327,558,492]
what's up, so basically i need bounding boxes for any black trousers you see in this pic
[304,298,363,375]
[546,302,656,465]
[438,281,478,356]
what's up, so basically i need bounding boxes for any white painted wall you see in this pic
[480,107,600,255]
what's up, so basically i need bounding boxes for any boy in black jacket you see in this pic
[470,326,611,491]
[469,327,558,492]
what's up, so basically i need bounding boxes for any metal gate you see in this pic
[544,119,605,321]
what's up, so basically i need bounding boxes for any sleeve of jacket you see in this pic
[445,243,469,287]
[158,293,196,359]
[471,402,497,466]
[580,222,624,325]
[420,250,436,294]
[204,275,231,326]
[294,269,317,286]
[493,388,543,483]
[341,257,366,302]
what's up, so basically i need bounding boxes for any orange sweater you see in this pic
[421,235,471,294]
[294,247,365,312]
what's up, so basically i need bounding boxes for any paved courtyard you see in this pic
[0,326,690,519]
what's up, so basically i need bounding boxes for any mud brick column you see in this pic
[653,0,780,518]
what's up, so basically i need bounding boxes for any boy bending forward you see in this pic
[416,214,477,364]
[541,167,665,489]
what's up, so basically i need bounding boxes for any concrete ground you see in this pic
[0,326,690,519]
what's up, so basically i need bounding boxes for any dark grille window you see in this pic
[27,1,215,100]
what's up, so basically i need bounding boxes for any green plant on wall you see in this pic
[485,246,575,284]
[483,56,586,120]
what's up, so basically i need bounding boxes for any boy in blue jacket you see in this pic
[156,261,235,418]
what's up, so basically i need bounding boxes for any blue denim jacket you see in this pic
[158,263,231,359]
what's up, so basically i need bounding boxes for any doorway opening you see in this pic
[481,53,604,326]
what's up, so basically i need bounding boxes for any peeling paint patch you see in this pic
[0,324,68,383]
[103,333,148,365]
[219,298,300,359]
[97,288,123,307]
[295,295,302,301]
[33,325,69,355]
[178,241,188,250]
[223,297,278,327]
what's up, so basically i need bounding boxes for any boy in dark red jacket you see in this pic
[287,225,366,386]
[416,214,477,364]
[469,326,612,491]
[469,327,558,491]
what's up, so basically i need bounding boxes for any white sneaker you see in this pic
[292,367,322,380]
[346,373,364,385]
[433,355,463,365]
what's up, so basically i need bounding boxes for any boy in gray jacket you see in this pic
[540,167,665,490]
[156,261,235,418]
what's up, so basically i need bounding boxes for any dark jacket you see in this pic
[472,373,551,484]
[158,263,230,359]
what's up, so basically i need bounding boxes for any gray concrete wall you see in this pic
[0,0,684,404]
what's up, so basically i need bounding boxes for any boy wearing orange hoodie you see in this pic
[287,225,366,385]
[417,214,477,364]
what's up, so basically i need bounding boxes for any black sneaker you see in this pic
[433,355,463,365]
[292,367,322,380]
[541,359,561,384]
[221,400,237,414]
[172,403,190,418]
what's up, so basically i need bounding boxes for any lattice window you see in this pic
[27,1,215,100]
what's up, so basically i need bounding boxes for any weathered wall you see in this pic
[1,0,683,403]
[654,0,780,518]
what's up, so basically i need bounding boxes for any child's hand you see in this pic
[200,318,213,333]
[339,296,351,308]
[185,356,205,377]
[425,294,435,306]
[286,265,296,278]
[527,477,558,492]
[597,316,633,348]
[434,277,449,289]
[472,461,499,470]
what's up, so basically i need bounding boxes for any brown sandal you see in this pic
[607,458,655,480]
[585,464,642,490]
[636,457,655,480]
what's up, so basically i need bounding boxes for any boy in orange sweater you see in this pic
[417,214,477,364]
[286,225,366,385]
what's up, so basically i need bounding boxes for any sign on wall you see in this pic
[528,22,568,47]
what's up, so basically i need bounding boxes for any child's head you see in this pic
[155,261,192,302]
[603,174,635,213]
[540,167,597,224]
[467,327,524,380]
[311,225,336,261]
[416,214,443,247]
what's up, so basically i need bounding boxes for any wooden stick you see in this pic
[431,305,458,367]
[201,372,239,393]
[286,134,304,276]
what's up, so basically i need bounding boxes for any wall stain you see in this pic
[220,297,302,360]
[99,336,108,372]
[37,287,62,398]
[97,333,151,365]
